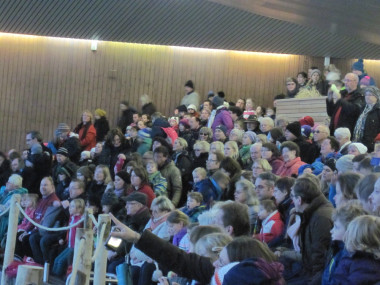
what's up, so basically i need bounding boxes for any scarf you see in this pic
[353,103,374,141]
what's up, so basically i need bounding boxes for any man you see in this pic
[154,146,182,207]
[228,106,243,122]
[52,147,78,186]
[50,123,82,164]
[318,137,340,163]
[290,177,333,284]
[200,108,211,126]
[60,179,87,217]
[214,125,228,143]
[188,117,202,151]
[117,101,137,135]
[326,72,365,135]
[235,98,245,110]
[213,201,250,237]
[206,151,224,177]
[202,100,213,111]
[285,121,318,164]
[334,127,351,155]
[246,143,261,170]
[181,80,199,109]
[26,130,51,155]
[244,115,260,133]
[255,172,276,201]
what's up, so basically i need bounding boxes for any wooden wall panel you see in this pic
[1,34,378,152]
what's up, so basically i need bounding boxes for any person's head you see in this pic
[76,166,93,184]
[81,110,93,124]
[235,98,245,110]
[189,116,201,130]
[179,119,190,132]
[56,147,69,165]
[195,233,232,262]
[132,112,140,123]
[202,100,212,111]
[252,159,272,179]
[105,128,126,148]
[125,192,147,215]
[146,160,158,175]
[11,157,24,172]
[320,136,340,156]
[245,115,259,131]
[336,155,355,174]
[334,127,351,147]
[26,130,42,148]
[120,100,129,111]
[94,165,112,185]
[344,215,380,259]
[242,131,256,146]
[193,141,210,157]
[5,174,22,191]
[313,125,330,145]
[234,119,245,131]
[215,125,228,141]
[199,127,213,142]
[211,170,231,191]
[187,192,203,210]
[343,73,359,93]
[167,210,190,236]
[153,146,169,167]
[69,198,85,216]
[369,177,380,215]
[286,77,298,92]
[131,166,149,188]
[297,72,308,85]
[259,117,274,133]
[358,158,373,176]
[355,174,379,213]
[291,177,321,212]
[274,177,295,205]
[281,141,300,162]
[69,179,85,199]
[351,59,364,76]
[173,138,188,152]
[40,177,55,198]
[86,196,101,215]
[334,172,361,208]
[331,201,367,241]
[261,142,280,160]
[255,172,276,201]
[224,141,239,159]
[220,157,241,177]
[284,121,301,141]
[309,69,321,84]
[322,158,337,182]
[258,199,277,220]
[214,201,250,237]
[184,80,194,93]
[250,143,262,162]
[348,143,368,156]
[192,167,207,184]
[206,151,224,171]
[114,170,130,190]
[234,180,259,206]
[151,196,175,219]
[200,108,211,121]
[210,141,225,153]
[139,94,151,106]
[21,194,38,209]
[245,98,254,110]
[255,105,266,117]
[228,128,244,143]
[364,86,380,106]
[229,106,243,121]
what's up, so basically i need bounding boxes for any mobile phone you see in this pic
[105,235,123,251]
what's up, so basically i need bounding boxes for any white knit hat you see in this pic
[8,174,23,188]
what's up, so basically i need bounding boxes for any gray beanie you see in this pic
[336,155,354,173]
[212,96,224,108]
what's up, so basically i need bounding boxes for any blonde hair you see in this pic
[95,165,112,184]
[21,194,39,208]
[229,129,244,143]
[192,167,207,179]
[151,196,175,212]
[167,210,190,227]
[175,138,188,150]
[199,127,213,138]
[253,159,272,172]
[210,141,224,154]
[256,134,268,144]
[82,109,94,123]
[194,233,233,262]
[194,140,210,152]
[224,141,239,160]
[344,215,380,259]
[260,117,274,128]
[235,180,259,206]
[140,94,152,105]
[332,201,367,228]
[70,198,85,214]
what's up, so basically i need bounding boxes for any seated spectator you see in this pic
[235,98,245,110]
[228,106,243,122]
[55,165,75,201]
[242,98,255,119]
[17,194,38,234]
[244,115,260,133]
[210,141,224,154]
[285,77,300,98]
[234,119,245,131]
[146,160,167,197]
[348,142,368,156]
[172,138,192,202]
[181,192,205,223]
[277,141,306,177]
[273,177,295,225]
[321,158,337,198]
[369,177,380,215]
[332,215,380,284]
[136,128,152,155]
[317,136,340,163]
[196,170,230,208]
[87,165,112,200]
[255,105,266,120]
[246,143,262,170]
[94,108,110,142]
[76,166,93,190]
[198,127,213,143]
[261,143,284,175]
[297,71,308,87]
[239,131,256,169]
[220,157,242,201]
[259,117,274,135]
[192,141,209,169]
[52,147,78,187]
[252,159,272,183]
[254,199,284,245]
[355,174,379,213]
[206,151,224,177]
[224,141,242,167]
[357,157,373,176]
[256,134,268,144]
[73,110,97,151]
[125,126,139,154]
[167,210,190,251]
[334,127,351,155]
[228,128,244,146]
[127,166,156,208]
[255,172,276,201]
[334,172,361,208]
[322,202,367,285]
[214,125,228,143]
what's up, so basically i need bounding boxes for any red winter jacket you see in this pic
[277,157,306,177]
[254,210,284,244]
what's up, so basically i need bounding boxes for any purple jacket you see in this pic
[332,250,380,284]
[211,108,233,137]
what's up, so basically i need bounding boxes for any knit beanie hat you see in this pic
[8,174,23,188]
[360,76,376,87]
[215,125,228,136]
[310,69,321,77]
[56,123,70,134]
[95,108,107,117]
[124,192,147,206]
[244,131,257,144]
[58,165,75,179]
[138,128,151,139]
[177,105,188,113]
[286,121,301,138]
[336,155,354,173]
[324,157,337,172]
[299,116,315,127]
[101,192,119,206]
[187,104,197,111]
[115,170,130,184]
[184,80,194,89]
[57,147,69,157]
[212,96,224,108]
[352,59,364,72]
[301,125,312,139]
[350,143,368,154]
[31,144,42,155]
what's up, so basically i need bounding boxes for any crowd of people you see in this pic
[0,59,380,284]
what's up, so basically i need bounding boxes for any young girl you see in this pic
[332,215,380,284]
[166,210,190,252]
[52,199,85,278]
[243,98,255,119]
[17,194,39,233]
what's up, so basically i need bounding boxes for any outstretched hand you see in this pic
[109,213,141,243]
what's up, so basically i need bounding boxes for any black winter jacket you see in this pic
[357,103,380,152]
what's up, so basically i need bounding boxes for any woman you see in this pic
[261,143,284,175]
[353,86,380,152]
[301,69,328,97]
[320,158,336,198]
[297,72,308,88]
[172,138,193,201]
[210,141,224,154]
[99,128,129,178]
[192,141,210,169]
[199,127,213,143]
[277,141,306,177]
[224,141,243,167]
[113,170,130,198]
[285,77,300,98]
[234,180,260,235]
[252,159,272,183]
[239,131,256,169]
[94,108,110,142]
[229,129,244,146]
[152,136,173,155]
[334,172,361,208]
[73,110,97,151]
[220,157,242,201]
[87,165,112,200]
[127,166,156,208]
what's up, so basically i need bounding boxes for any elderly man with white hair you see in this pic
[334,127,351,155]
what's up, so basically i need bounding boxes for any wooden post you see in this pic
[1,194,21,285]
[83,207,93,230]
[93,214,111,285]
[71,228,93,285]
[15,265,44,285]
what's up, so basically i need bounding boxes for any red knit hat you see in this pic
[299,116,314,127]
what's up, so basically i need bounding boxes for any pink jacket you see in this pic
[18,207,35,231]
[277,157,306,177]
[66,214,83,248]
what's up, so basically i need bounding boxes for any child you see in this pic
[146,160,167,197]
[17,194,39,233]
[56,166,75,201]
[322,202,367,285]
[195,170,229,208]
[52,199,85,278]
[254,199,284,244]
[79,150,91,166]
[331,215,380,284]
[181,192,205,223]
[166,210,190,252]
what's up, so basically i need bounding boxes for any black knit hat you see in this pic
[115,170,130,184]
[57,147,69,157]
[324,157,337,172]
[101,192,119,206]
[177,105,188,113]
[123,192,147,206]
[286,121,301,138]
[184,80,194,89]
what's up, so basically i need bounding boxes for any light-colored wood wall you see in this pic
[0,33,378,152]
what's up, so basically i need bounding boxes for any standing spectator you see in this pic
[94,108,110,142]
[140,94,157,116]
[211,96,233,138]
[352,58,376,84]
[0,152,12,187]
[73,110,97,151]
[181,80,199,109]
[285,77,300,98]
[117,101,137,135]
[334,128,351,155]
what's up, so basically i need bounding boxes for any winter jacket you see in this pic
[268,156,284,176]
[94,116,110,142]
[356,102,380,152]
[322,240,345,285]
[191,152,208,170]
[87,181,107,201]
[98,143,129,177]
[277,157,306,177]
[158,160,182,207]
[326,89,365,135]
[117,108,136,134]
[52,160,78,186]
[181,205,206,223]
[137,137,152,156]
[141,102,157,116]
[149,171,168,197]
[195,178,222,208]
[211,107,234,138]
[299,194,333,282]
[0,160,12,187]
[239,144,252,169]
[254,210,284,244]
[332,250,380,285]
[180,91,200,109]
[293,137,319,164]
[74,123,97,151]
[126,183,156,208]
